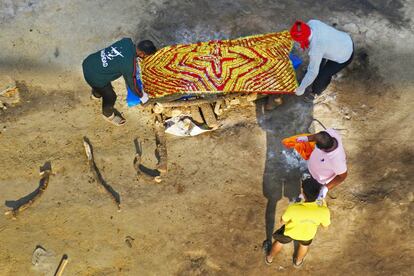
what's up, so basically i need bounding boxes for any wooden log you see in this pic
[246,93,267,102]
[153,104,164,114]
[214,99,224,116]
[154,98,212,109]
[200,103,218,128]
[0,75,17,96]
[162,107,173,118]
[83,137,121,210]
[154,115,168,173]
[4,162,52,219]
[274,96,283,106]
[151,93,269,120]
[152,93,239,109]
[190,106,204,124]
[133,138,162,182]
[246,93,258,102]
[171,108,183,117]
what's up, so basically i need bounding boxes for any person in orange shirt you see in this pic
[265,176,330,267]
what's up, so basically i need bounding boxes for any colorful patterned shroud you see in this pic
[140,31,298,98]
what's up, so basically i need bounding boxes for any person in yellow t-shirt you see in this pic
[265,177,330,268]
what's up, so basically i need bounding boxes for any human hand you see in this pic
[318,185,329,199]
[140,92,149,103]
[296,136,309,143]
[295,88,305,96]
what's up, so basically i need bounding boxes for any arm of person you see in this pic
[123,59,143,98]
[280,206,292,225]
[296,133,317,143]
[295,52,323,96]
[280,217,289,224]
[320,209,331,230]
[326,171,347,190]
[297,128,336,142]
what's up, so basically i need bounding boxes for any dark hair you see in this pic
[296,21,302,31]
[137,40,157,55]
[302,177,321,202]
[315,131,334,150]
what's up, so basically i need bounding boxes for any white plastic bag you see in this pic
[165,116,211,137]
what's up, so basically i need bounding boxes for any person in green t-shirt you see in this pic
[82,38,156,126]
[265,176,330,268]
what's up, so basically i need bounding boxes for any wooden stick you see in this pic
[214,99,224,116]
[154,97,218,109]
[154,115,168,173]
[156,93,267,107]
[200,103,219,128]
[54,254,68,276]
[152,93,238,110]
[83,137,121,210]
[190,105,204,124]
[133,138,162,182]
[142,92,186,106]
[4,162,52,219]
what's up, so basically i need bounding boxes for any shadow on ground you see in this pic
[5,161,52,210]
[255,95,313,244]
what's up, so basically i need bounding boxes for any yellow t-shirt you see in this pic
[282,201,330,241]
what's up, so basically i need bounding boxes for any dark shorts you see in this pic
[272,225,312,246]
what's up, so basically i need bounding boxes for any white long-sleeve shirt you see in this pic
[296,20,353,95]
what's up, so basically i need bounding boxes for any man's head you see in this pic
[302,177,322,202]
[136,40,157,58]
[290,20,311,50]
[314,131,335,151]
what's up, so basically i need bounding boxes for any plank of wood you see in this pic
[83,137,121,210]
[133,138,161,182]
[4,162,52,219]
[200,103,218,128]
[154,115,168,173]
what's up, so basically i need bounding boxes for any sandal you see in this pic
[90,89,102,100]
[103,111,126,126]
[264,255,273,266]
[304,93,317,103]
[293,257,305,268]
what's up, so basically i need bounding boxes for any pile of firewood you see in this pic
[150,93,266,128]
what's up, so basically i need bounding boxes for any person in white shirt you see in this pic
[290,20,354,101]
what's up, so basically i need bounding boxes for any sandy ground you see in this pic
[0,0,413,275]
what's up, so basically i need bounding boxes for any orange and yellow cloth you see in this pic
[282,134,315,160]
[140,31,297,98]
